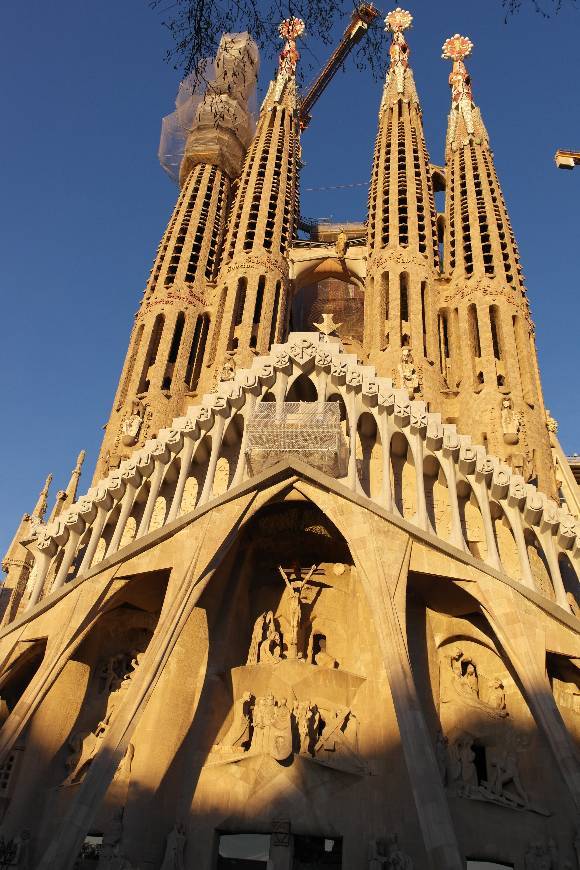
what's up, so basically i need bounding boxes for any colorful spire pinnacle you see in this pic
[385,8,413,94]
[278,17,305,78]
[442,34,475,139]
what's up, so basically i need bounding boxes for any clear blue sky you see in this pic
[1,0,579,558]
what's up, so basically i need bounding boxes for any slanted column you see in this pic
[77,491,113,575]
[469,453,501,571]
[440,430,466,551]
[167,424,200,522]
[232,392,257,487]
[137,444,171,537]
[198,411,228,505]
[27,537,57,610]
[106,465,142,557]
[52,512,86,590]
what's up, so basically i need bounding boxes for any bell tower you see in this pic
[94,34,259,481]
[440,35,556,495]
[364,8,441,399]
[206,18,304,375]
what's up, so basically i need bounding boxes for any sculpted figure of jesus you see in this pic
[278,563,316,659]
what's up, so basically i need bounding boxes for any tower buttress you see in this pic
[440,35,555,494]
[364,8,441,399]
[94,35,259,481]
[205,18,304,377]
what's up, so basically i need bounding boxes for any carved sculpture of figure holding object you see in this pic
[489,748,528,806]
[259,620,282,664]
[278,563,316,659]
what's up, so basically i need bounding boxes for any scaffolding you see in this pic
[246,402,346,476]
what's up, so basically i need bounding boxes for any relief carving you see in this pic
[368,834,413,869]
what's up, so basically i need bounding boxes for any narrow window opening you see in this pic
[137,314,164,394]
[489,306,502,360]
[269,281,281,346]
[421,281,427,357]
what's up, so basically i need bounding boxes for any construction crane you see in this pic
[299,3,380,130]
[555,149,580,170]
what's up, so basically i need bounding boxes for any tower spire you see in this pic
[49,449,86,522]
[364,7,440,399]
[32,474,52,522]
[440,35,556,495]
[94,35,259,481]
[207,19,304,374]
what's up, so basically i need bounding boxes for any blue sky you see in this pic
[0,0,579,557]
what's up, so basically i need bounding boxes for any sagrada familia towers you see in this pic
[1,9,580,869]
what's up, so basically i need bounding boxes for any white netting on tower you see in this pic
[158,33,259,183]
[246,402,347,476]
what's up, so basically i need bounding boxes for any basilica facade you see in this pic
[1,9,580,870]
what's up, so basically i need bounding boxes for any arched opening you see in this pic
[559,552,580,614]
[137,314,165,394]
[457,480,487,561]
[356,412,380,499]
[186,313,210,392]
[214,414,245,497]
[291,275,364,344]
[524,529,555,601]
[424,455,451,541]
[390,432,416,520]
[0,640,47,716]
[189,498,381,794]
[161,312,185,390]
[286,373,317,403]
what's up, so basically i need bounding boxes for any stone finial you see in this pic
[49,448,87,523]
[384,8,413,95]
[385,7,413,34]
[442,34,476,141]
[32,474,53,521]
[278,18,304,78]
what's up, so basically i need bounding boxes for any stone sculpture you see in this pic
[293,701,320,755]
[489,748,528,806]
[447,649,508,717]
[368,833,413,869]
[524,839,557,870]
[397,348,419,398]
[160,824,186,870]
[278,563,316,658]
[501,396,520,445]
[335,229,348,259]
[220,692,253,752]
[313,636,338,669]
[120,400,144,447]
[488,678,507,713]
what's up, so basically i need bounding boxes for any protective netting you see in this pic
[158,33,259,183]
[246,402,347,475]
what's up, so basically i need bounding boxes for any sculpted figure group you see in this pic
[214,690,359,768]
[369,834,413,869]
[448,649,508,718]
[63,649,144,786]
[437,727,530,812]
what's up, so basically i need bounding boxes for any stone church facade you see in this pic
[1,10,580,870]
